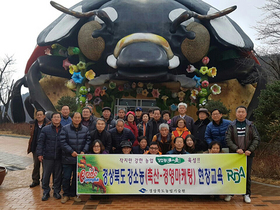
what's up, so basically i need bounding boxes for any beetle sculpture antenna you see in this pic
[50,1,114,34]
[170,6,237,33]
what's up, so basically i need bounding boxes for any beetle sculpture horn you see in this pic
[50,1,114,34]
[170,6,237,33]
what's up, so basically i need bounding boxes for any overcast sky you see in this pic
[0,0,267,94]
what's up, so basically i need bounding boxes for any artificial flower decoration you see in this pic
[192,75,201,83]
[201,80,209,88]
[161,95,169,101]
[45,48,52,55]
[136,88,143,94]
[67,47,80,55]
[210,84,221,95]
[179,97,184,102]
[65,79,76,90]
[199,66,209,75]
[124,83,131,90]
[186,64,196,73]
[77,61,86,70]
[71,72,84,84]
[79,86,88,95]
[198,88,208,97]
[94,86,102,97]
[87,93,93,101]
[177,91,185,98]
[85,70,96,80]
[101,89,106,96]
[79,96,86,104]
[171,92,178,98]
[170,104,178,111]
[109,81,116,89]
[131,82,137,89]
[202,56,210,65]
[152,89,160,98]
[103,86,107,91]
[137,82,144,88]
[191,89,199,97]
[195,80,201,88]
[199,98,207,106]
[62,58,72,70]
[69,65,78,74]
[147,83,153,90]
[207,67,217,78]
[93,97,102,106]
[142,89,149,96]
[190,95,197,103]
[118,85,124,91]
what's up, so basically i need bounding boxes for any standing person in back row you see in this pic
[60,105,72,126]
[27,110,50,188]
[146,108,166,144]
[224,106,260,203]
[170,103,194,133]
[101,107,116,131]
[205,109,231,150]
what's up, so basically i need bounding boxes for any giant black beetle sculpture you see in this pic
[11,0,266,122]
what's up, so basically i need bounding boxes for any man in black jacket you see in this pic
[225,106,260,203]
[81,106,97,131]
[109,119,135,153]
[27,110,50,188]
[90,118,112,153]
[37,112,62,201]
[193,108,210,152]
[60,112,91,204]
[146,108,166,144]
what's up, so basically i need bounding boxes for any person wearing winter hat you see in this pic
[192,108,210,152]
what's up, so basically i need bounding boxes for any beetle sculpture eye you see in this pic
[78,21,105,61]
[181,22,210,63]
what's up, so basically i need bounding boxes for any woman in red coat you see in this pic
[124,111,139,146]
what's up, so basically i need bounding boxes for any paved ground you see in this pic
[0,135,279,210]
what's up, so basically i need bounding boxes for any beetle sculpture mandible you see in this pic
[11,0,266,122]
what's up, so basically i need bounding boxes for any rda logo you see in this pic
[226,167,246,183]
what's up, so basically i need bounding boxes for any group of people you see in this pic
[27,102,260,204]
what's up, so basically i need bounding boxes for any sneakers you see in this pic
[42,193,50,201]
[244,194,251,203]
[61,196,70,204]
[224,195,232,202]
[73,196,82,202]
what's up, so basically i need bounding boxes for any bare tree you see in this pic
[254,0,280,53]
[0,55,15,123]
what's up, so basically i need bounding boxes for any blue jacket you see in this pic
[60,123,91,164]
[37,123,62,160]
[205,119,231,148]
[61,116,72,126]
[109,127,135,153]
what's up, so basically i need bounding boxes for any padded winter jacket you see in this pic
[37,123,62,160]
[60,123,91,164]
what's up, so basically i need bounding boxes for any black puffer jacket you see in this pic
[60,123,91,164]
[37,123,62,160]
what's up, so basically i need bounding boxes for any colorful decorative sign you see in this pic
[77,154,246,195]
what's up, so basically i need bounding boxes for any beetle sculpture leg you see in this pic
[11,56,71,122]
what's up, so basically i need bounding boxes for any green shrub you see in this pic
[254,80,280,143]
[205,99,231,119]
[55,96,77,112]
